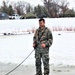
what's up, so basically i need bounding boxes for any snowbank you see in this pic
[0,18,75,34]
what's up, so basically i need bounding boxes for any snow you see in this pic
[50,32,75,66]
[0,18,75,34]
[0,18,75,66]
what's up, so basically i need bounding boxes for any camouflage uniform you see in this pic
[33,26,53,75]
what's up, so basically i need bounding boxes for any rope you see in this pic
[5,50,34,75]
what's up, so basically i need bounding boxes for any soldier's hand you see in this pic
[33,44,36,47]
[41,44,46,48]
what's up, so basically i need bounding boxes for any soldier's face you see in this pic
[39,21,45,27]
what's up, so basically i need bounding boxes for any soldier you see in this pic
[33,18,53,75]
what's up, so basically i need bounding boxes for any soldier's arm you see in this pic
[33,29,38,45]
[33,31,36,44]
[33,31,37,48]
[45,29,53,47]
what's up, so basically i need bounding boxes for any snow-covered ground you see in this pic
[0,18,75,34]
[0,18,75,66]
[0,32,75,66]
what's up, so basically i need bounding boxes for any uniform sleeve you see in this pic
[33,30,38,44]
[45,29,53,47]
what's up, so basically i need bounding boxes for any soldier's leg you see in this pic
[42,51,49,75]
[35,52,42,75]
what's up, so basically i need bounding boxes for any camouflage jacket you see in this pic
[33,26,53,48]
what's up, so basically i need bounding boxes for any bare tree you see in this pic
[42,0,59,17]
[26,3,33,13]
[14,1,27,15]
[59,0,69,14]
[42,0,69,17]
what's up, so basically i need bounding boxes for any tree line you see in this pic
[0,0,75,18]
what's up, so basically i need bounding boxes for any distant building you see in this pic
[0,12,9,20]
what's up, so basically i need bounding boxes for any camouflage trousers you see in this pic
[35,47,49,75]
